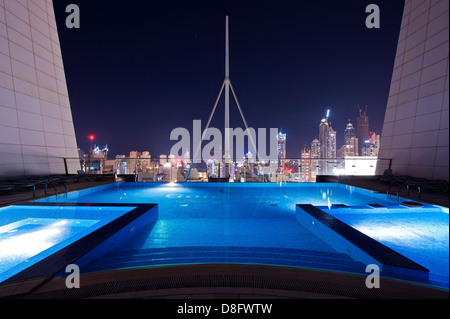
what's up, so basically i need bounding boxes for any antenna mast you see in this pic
[185,16,257,182]
[224,16,230,177]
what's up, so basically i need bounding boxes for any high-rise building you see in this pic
[311,139,321,159]
[310,138,321,178]
[326,127,337,159]
[371,133,380,155]
[300,146,311,182]
[357,105,370,154]
[319,118,329,159]
[277,132,286,167]
[361,132,380,157]
[344,122,356,145]
[343,122,359,157]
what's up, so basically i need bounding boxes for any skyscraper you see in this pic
[344,122,356,144]
[326,126,337,159]
[361,132,380,157]
[343,122,359,157]
[319,118,329,159]
[310,138,321,179]
[277,132,286,165]
[357,105,370,154]
[300,146,311,182]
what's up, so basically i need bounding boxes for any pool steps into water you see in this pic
[83,246,367,275]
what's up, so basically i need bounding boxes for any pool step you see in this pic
[83,246,367,275]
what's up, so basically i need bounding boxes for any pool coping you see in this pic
[0,202,158,296]
[14,264,449,299]
[296,204,430,282]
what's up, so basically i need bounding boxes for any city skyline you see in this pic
[53,0,405,158]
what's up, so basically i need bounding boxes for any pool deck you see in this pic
[336,176,449,208]
[2,263,448,299]
[0,176,116,208]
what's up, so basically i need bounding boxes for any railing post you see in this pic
[63,157,68,175]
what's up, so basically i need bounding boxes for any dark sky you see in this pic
[53,0,405,158]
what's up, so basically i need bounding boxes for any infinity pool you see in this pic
[36,182,448,288]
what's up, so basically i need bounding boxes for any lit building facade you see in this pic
[277,132,286,168]
[318,118,328,159]
[361,133,380,157]
[357,105,370,154]
[277,132,286,159]
[300,146,311,182]
[326,127,337,159]
[310,138,321,179]
[343,122,359,157]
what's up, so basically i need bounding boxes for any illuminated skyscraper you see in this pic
[344,122,355,144]
[361,132,380,157]
[310,138,321,178]
[343,122,359,157]
[319,118,329,159]
[318,109,332,159]
[311,139,321,159]
[277,132,286,163]
[326,127,337,159]
[357,105,370,154]
[300,146,311,182]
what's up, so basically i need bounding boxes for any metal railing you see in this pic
[96,156,391,183]
[0,152,391,183]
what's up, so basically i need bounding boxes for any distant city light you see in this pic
[89,135,95,140]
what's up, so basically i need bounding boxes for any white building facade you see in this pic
[0,0,80,177]
[378,0,449,181]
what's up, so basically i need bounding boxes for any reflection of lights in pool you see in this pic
[354,225,420,240]
[49,220,68,227]
[0,227,63,259]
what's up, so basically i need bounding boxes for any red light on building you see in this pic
[89,135,95,141]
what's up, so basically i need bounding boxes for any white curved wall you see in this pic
[379,0,449,181]
[0,0,80,177]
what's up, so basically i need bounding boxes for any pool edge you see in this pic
[0,202,158,296]
[296,204,430,283]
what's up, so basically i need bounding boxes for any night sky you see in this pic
[53,0,405,158]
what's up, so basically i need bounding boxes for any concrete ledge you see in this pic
[8,264,448,299]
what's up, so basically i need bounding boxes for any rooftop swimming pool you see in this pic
[0,182,447,292]
[31,182,448,289]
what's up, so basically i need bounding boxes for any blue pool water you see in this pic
[0,205,136,283]
[329,208,449,285]
[36,182,449,287]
